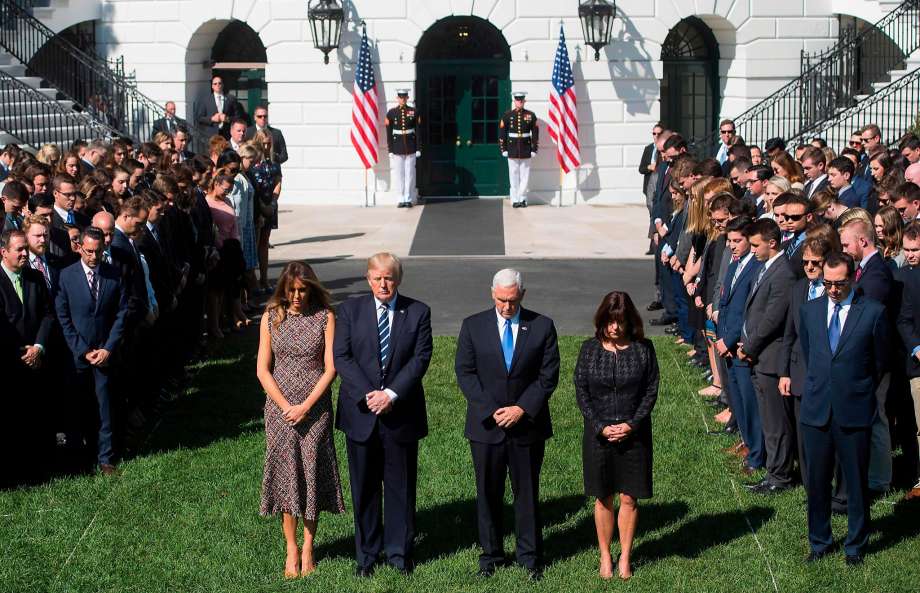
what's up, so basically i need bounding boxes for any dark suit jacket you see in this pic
[2,213,23,233]
[28,254,61,295]
[743,256,796,375]
[245,125,289,166]
[803,176,828,198]
[152,116,186,136]
[0,267,54,355]
[896,265,920,378]
[855,251,893,307]
[651,161,671,223]
[717,255,764,352]
[54,261,129,369]
[194,92,246,138]
[799,294,887,428]
[455,308,560,445]
[638,143,655,195]
[780,277,812,394]
[333,293,432,443]
[781,232,806,279]
[135,226,173,312]
[111,228,148,321]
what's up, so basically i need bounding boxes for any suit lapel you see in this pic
[95,269,108,313]
[509,311,532,373]
[833,299,864,358]
[388,294,407,367]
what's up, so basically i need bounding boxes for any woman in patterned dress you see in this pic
[249,129,282,294]
[574,291,659,581]
[256,261,345,578]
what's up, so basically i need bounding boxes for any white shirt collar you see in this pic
[80,259,97,276]
[374,293,397,312]
[763,250,784,271]
[53,205,70,220]
[496,308,521,327]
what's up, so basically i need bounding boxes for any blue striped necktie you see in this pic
[378,304,390,369]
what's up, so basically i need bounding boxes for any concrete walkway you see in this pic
[268,201,652,261]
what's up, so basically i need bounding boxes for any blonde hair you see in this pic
[367,252,403,281]
[238,142,262,161]
[36,143,61,167]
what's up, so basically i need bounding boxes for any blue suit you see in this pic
[54,260,129,466]
[718,254,765,468]
[333,292,432,571]
[799,293,887,557]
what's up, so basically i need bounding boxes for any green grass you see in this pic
[3,335,919,593]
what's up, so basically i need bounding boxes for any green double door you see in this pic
[417,60,510,197]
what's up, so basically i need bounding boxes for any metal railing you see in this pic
[0,70,119,147]
[0,0,209,149]
[790,66,920,153]
[690,0,920,157]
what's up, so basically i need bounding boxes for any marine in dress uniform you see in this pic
[499,92,539,208]
[386,89,421,208]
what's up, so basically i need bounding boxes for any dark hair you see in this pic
[894,182,920,203]
[903,221,920,242]
[81,226,105,244]
[216,149,242,169]
[709,193,736,213]
[695,158,723,178]
[663,134,687,152]
[0,228,25,249]
[899,133,920,152]
[731,157,752,173]
[729,144,752,160]
[137,142,163,159]
[823,251,855,278]
[124,158,145,172]
[828,156,855,176]
[726,216,752,235]
[748,218,782,246]
[840,147,861,161]
[801,146,826,166]
[266,261,332,328]
[28,192,53,212]
[748,164,772,182]
[230,117,248,130]
[117,196,148,217]
[765,137,786,152]
[775,192,810,211]
[811,137,828,148]
[593,291,644,342]
[1,180,28,203]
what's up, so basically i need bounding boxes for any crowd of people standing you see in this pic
[640,119,920,565]
[0,90,288,482]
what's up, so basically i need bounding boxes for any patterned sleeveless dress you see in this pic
[260,308,345,519]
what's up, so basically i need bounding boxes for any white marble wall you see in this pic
[53,0,885,204]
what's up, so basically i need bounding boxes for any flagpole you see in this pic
[559,167,564,207]
[364,168,368,208]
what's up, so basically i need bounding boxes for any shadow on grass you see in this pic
[636,506,775,560]
[868,498,920,554]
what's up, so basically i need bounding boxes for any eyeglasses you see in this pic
[776,212,807,221]
[822,279,850,288]
[896,206,910,214]
[56,191,78,198]
[861,135,877,142]
[720,129,735,135]
[651,132,660,137]
[802,258,824,267]
[849,140,863,146]
[255,114,267,119]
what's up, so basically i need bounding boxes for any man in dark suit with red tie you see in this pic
[0,229,55,485]
[333,253,432,577]
[54,227,129,475]
[455,269,560,581]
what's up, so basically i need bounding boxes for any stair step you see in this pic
[1,99,75,114]
[0,64,27,77]
[15,76,45,89]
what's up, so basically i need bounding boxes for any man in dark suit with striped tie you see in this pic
[455,268,560,581]
[333,253,432,577]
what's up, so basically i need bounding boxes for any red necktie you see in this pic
[855,266,863,283]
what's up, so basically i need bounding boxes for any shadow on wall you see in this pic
[605,11,657,118]
[338,0,390,189]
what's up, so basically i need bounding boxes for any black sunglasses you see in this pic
[822,280,850,288]
[776,212,807,221]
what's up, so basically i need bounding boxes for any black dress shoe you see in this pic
[646,300,663,311]
[664,325,680,335]
[649,316,676,326]
[512,202,521,208]
[477,565,496,578]
[355,564,376,578]
[526,567,543,581]
[805,549,830,563]
[521,201,527,208]
[750,481,793,495]
[845,554,864,566]
[392,561,414,576]
[397,202,407,208]
[744,478,769,490]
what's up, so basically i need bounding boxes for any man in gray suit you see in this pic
[738,218,797,493]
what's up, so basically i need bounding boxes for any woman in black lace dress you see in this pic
[574,291,659,581]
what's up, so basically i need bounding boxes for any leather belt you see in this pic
[392,129,415,135]
[508,132,532,138]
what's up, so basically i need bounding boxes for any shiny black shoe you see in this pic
[477,565,496,578]
[521,201,528,208]
[397,202,407,208]
[845,554,864,566]
[646,300,663,311]
[526,567,544,581]
[664,325,680,336]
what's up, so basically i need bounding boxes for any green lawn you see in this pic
[3,335,919,593]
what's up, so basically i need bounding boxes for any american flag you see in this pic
[350,28,379,169]
[547,26,580,173]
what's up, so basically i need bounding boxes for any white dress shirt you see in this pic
[826,289,855,331]
[496,308,520,346]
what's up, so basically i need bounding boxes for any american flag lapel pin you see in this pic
[521,326,528,331]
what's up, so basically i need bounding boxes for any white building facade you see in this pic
[32,0,899,205]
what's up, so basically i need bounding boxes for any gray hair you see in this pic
[491,268,523,291]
